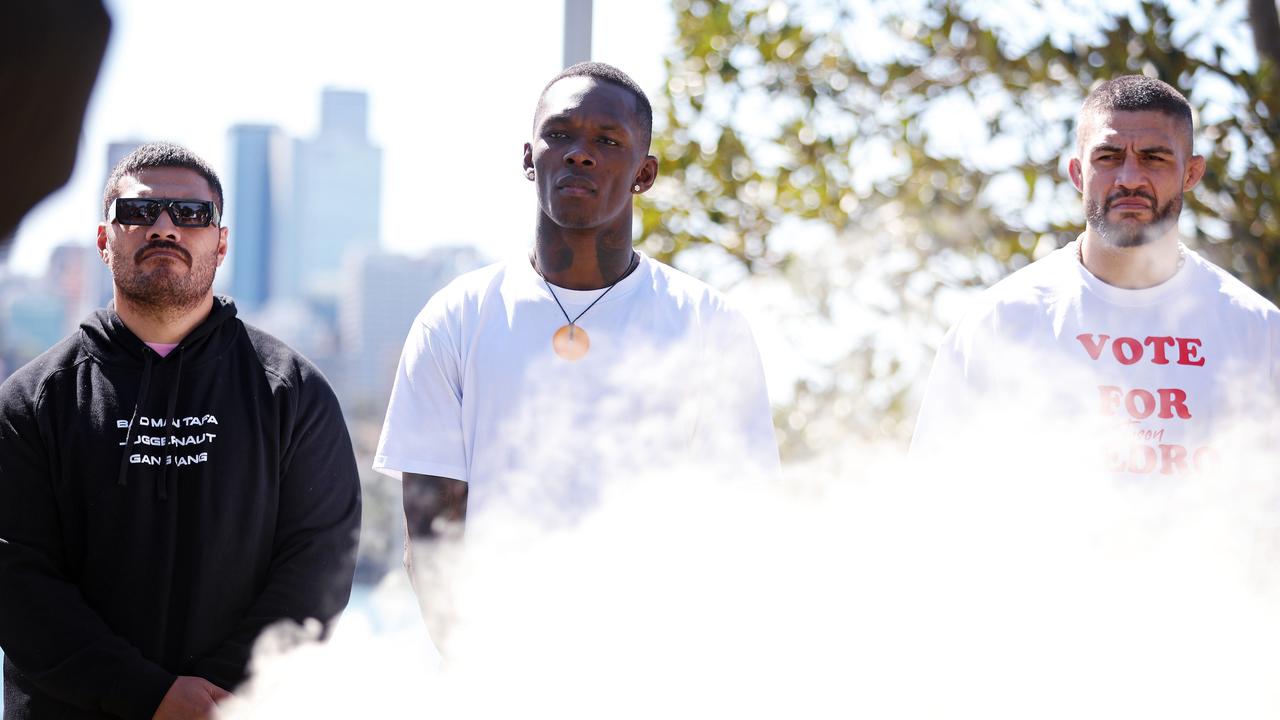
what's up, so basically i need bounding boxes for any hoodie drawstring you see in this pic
[116,351,154,488]
[156,347,184,501]
[94,297,235,501]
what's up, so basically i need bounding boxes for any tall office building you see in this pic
[287,89,382,303]
[227,124,289,310]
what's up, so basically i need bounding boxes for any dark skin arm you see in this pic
[402,472,468,652]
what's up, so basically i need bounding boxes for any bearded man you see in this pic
[0,143,361,720]
[911,75,1280,477]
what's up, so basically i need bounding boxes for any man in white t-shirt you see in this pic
[374,63,779,637]
[911,75,1280,475]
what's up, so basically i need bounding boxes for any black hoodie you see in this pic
[0,297,361,719]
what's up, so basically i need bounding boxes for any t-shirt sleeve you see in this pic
[909,322,977,458]
[692,304,781,480]
[1269,310,1280,393]
[373,312,468,482]
[1256,307,1280,423]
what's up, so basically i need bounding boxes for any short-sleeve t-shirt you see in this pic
[911,239,1280,477]
[374,251,780,525]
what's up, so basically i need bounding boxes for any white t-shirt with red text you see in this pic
[911,239,1280,477]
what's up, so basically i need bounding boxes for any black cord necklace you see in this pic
[539,251,639,362]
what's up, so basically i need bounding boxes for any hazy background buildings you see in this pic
[0,87,483,404]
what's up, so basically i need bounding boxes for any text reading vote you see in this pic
[1075,334,1205,366]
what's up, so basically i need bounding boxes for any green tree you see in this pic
[641,0,1280,456]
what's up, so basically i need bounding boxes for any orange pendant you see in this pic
[552,324,589,361]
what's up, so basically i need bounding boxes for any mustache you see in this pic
[135,241,192,265]
[1104,188,1157,211]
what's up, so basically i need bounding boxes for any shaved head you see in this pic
[1077,75,1194,154]
[535,62,653,151]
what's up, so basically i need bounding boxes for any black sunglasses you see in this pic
[108,197,222,228]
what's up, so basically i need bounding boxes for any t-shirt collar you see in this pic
[521,248,649,307]
[1070,236,1193,307]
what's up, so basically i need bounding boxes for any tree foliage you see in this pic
[640,0,1280,456]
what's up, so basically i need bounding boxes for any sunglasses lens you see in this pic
[170,201,213,227]
[115,198,162,225]
[113,198,217,227]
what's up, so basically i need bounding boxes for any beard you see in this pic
[1086,189,1181,248]
[109,240,218,315]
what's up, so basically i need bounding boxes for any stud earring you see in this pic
[633,184,641,192]
[526,169,535,180]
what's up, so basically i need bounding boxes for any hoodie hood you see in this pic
[79,296,240,499]
[79,295,239,367]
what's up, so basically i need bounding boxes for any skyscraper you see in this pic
[287,89,382,303]
[227,124,289,310]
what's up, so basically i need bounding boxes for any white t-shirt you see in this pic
[374,251,780,524]
[911,239,1280,476]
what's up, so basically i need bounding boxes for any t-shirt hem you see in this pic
[372,455,467,483]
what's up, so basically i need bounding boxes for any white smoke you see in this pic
[223,408,1280,718]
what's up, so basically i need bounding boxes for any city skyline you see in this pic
[0,86,486,410]
[7,0,673,278]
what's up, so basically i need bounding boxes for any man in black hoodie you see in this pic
[0,143,362,720]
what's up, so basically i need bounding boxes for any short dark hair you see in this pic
[102,142,224,219]
[537,62,653,150]
[1079,75,1194,150]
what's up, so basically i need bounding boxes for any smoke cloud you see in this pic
[224,402,1280,719]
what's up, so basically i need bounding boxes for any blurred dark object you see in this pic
[0,1,111,242]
